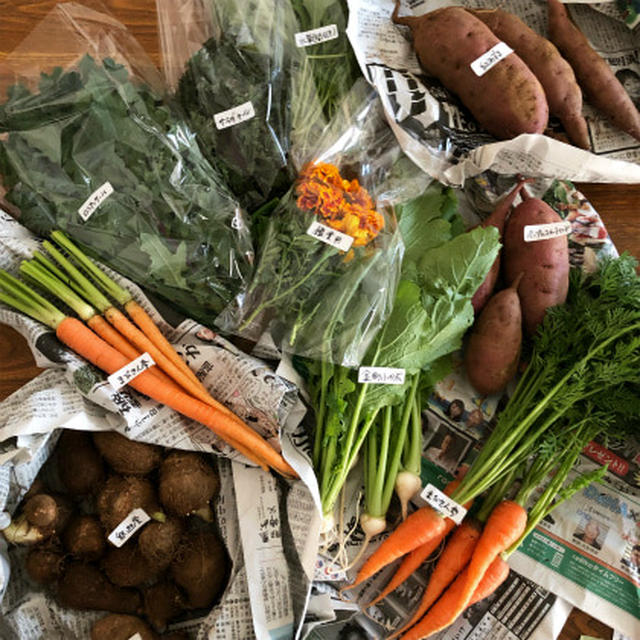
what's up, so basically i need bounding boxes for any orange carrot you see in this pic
[402,500,526,638]
[348,507,447,590]
[366,479,466,606]
[390,518,481,639]
[104,307,221,409]
[401,556,510,640]
[55,317,297,479]
[124,299,206,390]
[467,555,509,606]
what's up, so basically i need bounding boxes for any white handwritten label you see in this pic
[524,220,572,242]
[214,101,255,130]
[128,635,143,640]
[307,221,354,252]
[108,353,155,391]
[420,483,467,524]
[78,182,114,221]
[358,367,406,385]
[470,42,514,77]
[107,508,150,547]
[295,24,339,48]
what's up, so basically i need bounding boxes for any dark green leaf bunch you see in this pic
[0,55,254,324]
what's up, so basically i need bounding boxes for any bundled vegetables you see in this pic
[296,183,500,548]
[347,254,640,637]
[3,430,229,634]
[0,4,253,325]
[219,91,404,367]
[0,232,296,477]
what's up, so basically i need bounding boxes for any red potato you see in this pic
[503,189,569,334]
[392,3,548,139]
[547,0,640,142]
[470,7,589,149]
[465,274,523,396]
[472,177,531,314]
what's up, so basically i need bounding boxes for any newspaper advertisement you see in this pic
[304,177,638,639]
[0,211,321,640]
[347,0,640,185]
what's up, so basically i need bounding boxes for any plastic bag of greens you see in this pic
[217,85,405,367]
[0,2,254,325]
[156,0,315,213]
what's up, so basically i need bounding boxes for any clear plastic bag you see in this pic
[156,0,322,212]
[218,86,405,367]
[0,2,254,325]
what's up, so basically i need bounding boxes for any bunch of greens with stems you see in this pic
[446,254,640,515]
[0,55,253,325]
[295,182,501,555]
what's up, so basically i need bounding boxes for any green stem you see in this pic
[380,373,420,514]
[0,270,65,328]
[313,359,334,469]
[240,246,336,331]
[51,231,131,305]
[370,406,392,518]
[406,391,423,474]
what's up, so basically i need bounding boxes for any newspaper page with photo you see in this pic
[346,0,640,185]
[0,211,320,640]
[305,177,639,639]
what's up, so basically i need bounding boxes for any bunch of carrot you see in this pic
[0,232,297,479]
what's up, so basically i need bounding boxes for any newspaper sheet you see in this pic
[347,0,640,185]
[0,212,320,640]
[300,177,639,639]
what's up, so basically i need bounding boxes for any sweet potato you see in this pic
[503,189,569,334]
[392,3,548,139]
[472,177,531,314]
[465,274,523,396]
[547,0,640,142]
[470,7,589,149]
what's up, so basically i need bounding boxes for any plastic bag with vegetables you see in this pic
[0,3,254,326]
[217,85,405,367]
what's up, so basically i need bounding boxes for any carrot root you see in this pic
[56,317,297,479]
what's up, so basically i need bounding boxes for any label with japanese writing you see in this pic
[78,182,114,221]
[470,42,514,77]
[358,366,406,385]
[420,483,467,524]
[306,221,354,252]
[127,635,143,640]
[107,353,155,391]
[214,101,256,130]
[524,220,572,242]
[295,24,339,48]
[107,508,150,547]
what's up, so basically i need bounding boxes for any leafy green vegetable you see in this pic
[297,183,501,516]
[0,56,253,324]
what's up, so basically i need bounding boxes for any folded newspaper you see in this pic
[0,211,320,640]
[347,0,640,185]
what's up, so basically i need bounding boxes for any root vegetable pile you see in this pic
[2,429,230,635]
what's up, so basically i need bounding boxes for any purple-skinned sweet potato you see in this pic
[472,177,531,314]
[547,0,640,142]
[465,274,523,396]
[503,189,569,334]
[392,3,548,139]
[470,7,589,149]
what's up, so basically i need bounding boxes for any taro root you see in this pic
[97,476,163,532]
[91,613,156,640]
[102,543,159,587]
[57,562,141,614]
[56,430,105,496]
[171,530,228,609]
[143,580,186,632]
[63,514,106,561]
[138,518,184,569]
[25,547,65,584]
[158,452,219,517]
[93,431,163,476]
[24,493,72,533]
